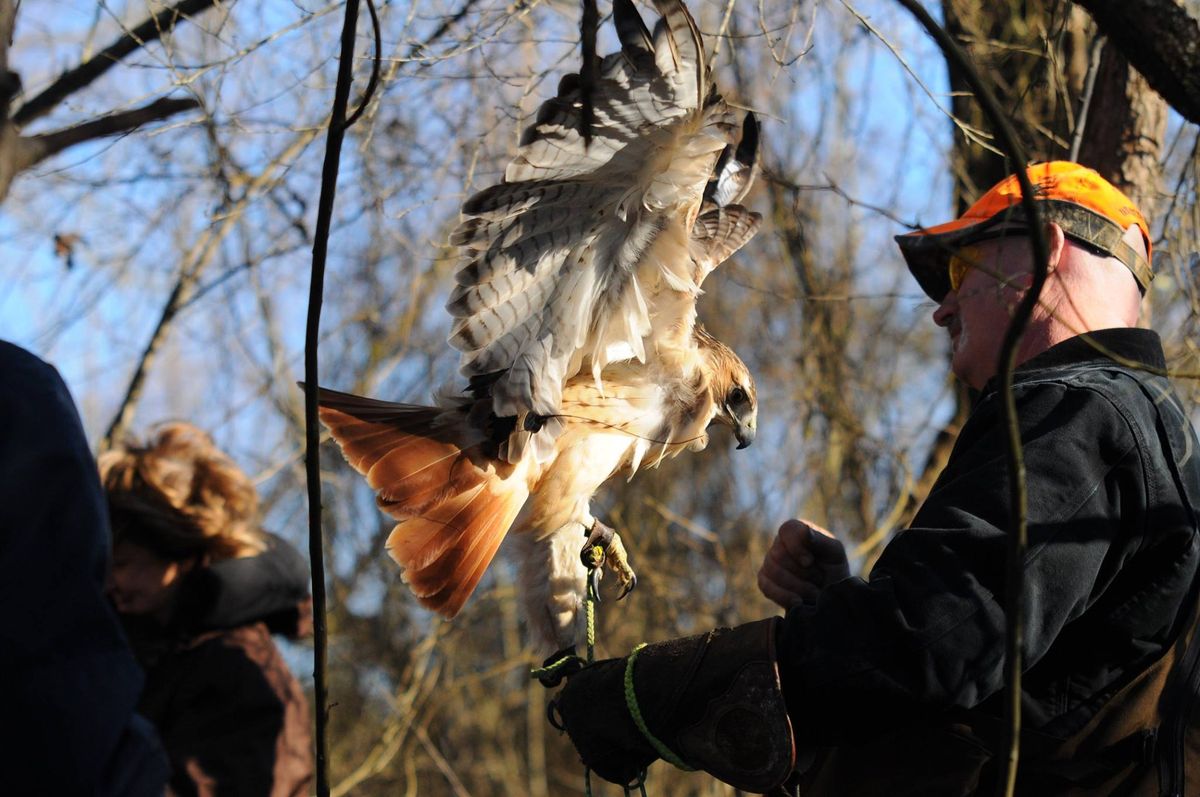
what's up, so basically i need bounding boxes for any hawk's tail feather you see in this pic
[396,483,523,613]
[315,389,530,618]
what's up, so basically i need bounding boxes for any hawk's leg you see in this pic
[580,518,637,600]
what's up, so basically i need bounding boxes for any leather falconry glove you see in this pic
[553,617,795,793]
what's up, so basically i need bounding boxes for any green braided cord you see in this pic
[543,539,653,797]
[531,550,601,680]
[585,574,598,663]
[582,549,598,797]
[623,769,649,796]
[623,644,696,772]
[529,653,582,681]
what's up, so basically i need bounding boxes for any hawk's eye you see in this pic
[729,386,747,405]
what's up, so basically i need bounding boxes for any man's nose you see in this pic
[932,292,957,327]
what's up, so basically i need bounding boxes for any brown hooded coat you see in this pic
[127,538,314,796]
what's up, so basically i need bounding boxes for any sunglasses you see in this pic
[945,228,1031,293]
[947,244,984,293]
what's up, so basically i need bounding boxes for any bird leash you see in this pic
[531,544,650,797]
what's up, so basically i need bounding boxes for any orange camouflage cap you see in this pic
[896,161,1152,301]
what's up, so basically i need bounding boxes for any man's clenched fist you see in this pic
[757,519,850,610]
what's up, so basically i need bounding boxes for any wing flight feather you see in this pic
[448,0,758,458]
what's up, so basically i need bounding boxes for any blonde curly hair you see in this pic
[100,422,265,562]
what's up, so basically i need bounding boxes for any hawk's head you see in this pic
[697,327,758,449]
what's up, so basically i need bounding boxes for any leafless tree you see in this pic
[0,1,1196,794]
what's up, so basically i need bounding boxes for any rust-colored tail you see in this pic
[314,387,529,618]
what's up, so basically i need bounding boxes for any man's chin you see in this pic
[950,352,982,390]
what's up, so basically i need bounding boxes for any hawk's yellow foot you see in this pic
[581,519,637,600]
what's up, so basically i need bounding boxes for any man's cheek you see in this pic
[950,332,970,382]
[954,325,969,354]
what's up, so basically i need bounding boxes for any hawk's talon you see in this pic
[616,571,637,601]
[580,519,638,600]
[588,565,603,604]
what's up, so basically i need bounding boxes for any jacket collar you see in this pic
[982,328,1166,396]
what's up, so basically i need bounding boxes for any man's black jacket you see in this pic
[777,329,1200,776]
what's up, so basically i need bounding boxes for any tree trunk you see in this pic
[1073,0,1200,125]
[1075,44,1168,221]
[941,1,1092,211]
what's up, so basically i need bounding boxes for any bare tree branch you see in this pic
[0,0,212,204]
[22,97,199,168]
[101,126,322,452]
[12,0,218,127]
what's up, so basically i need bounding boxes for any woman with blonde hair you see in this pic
[102,422,314,797]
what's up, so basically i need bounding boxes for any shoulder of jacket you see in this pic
[973,367,1154,450]
[182,622,274,659]
[0,342,72,411]
[990,362,1161,411]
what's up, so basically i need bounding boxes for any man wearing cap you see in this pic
[551,162,1200,795]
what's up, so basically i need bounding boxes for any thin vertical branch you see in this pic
[892,2,1050,795]
[305,0,366,791]
[1069,36,1106,162]
[343,0,382,129]
[707,0,739,70]
[579,0,599,147]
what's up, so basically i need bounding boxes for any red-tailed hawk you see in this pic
[317,0,761,651]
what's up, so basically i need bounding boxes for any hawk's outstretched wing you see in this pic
[446,0,760,457]
[314,0,763,644]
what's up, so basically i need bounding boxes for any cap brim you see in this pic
[895,216,1029,301]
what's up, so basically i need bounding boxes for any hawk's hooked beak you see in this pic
[732,409,757,449]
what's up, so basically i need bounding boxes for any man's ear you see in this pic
[1044,222,1067,272]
